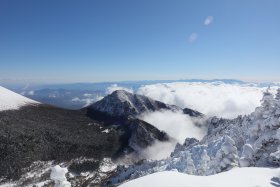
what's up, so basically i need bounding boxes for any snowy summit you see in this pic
[89,90,201,117]
[0,86,39,111]
[89,90,181,117]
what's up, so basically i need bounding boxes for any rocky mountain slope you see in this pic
[109,89,280,185]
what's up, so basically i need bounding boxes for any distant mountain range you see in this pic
[1,79,248,90]
[2,79,264,110]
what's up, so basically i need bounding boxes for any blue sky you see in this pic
[0,0,280,84]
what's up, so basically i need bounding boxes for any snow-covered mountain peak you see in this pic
[0,86,39,111]
[110,89,133,100]
[89,89,182,117]
[109,90,138,106]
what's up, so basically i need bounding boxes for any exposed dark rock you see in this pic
[86,109,170,158]
[183,108,204,117]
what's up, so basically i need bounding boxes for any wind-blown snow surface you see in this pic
[0,86,38,111]
[119,167,280,187]
[137,82,278,118]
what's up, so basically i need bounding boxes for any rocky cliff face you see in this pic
[127,118,169,152]
[85,108,171,158]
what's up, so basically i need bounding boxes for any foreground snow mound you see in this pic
[0,86,38,111]
[120,167,280,187]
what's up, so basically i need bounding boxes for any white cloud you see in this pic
[106,84,133,94]
[71,97,80,102]
[20,90,35,96]
[204,16,214,26]
[188,33,198,43]
[83,93,93,97]
[138,110,206,160]
[27,90,35,95]
[137,82,278,119]
[139,140,177,160]
[139,110,206,144]
[71,95,103,107]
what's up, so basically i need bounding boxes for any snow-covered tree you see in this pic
[249,88,277,136]
[261,88,274,106]
[215,136,238,173]
[268,130,280,166]
[239,144,254,167]
[276,88,280,101]
[260,88,275,118]
[197,149,210,175]
[50,165,71,187]
[274,88,280,115]
[184,151,196,175]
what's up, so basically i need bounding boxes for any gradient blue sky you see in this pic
[0,0,280,84]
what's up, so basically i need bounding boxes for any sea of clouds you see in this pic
[106,82,278,160]
[137,82,277,119]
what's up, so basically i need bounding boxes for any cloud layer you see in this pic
[71,94,103,107]
[139,110,205,144]
[138,110,206,160]
[137,82,275,119]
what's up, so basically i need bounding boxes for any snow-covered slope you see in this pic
[0,86,39,111]
[120,167,280,187]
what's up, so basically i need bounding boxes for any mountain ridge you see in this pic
[88,90,203,118]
